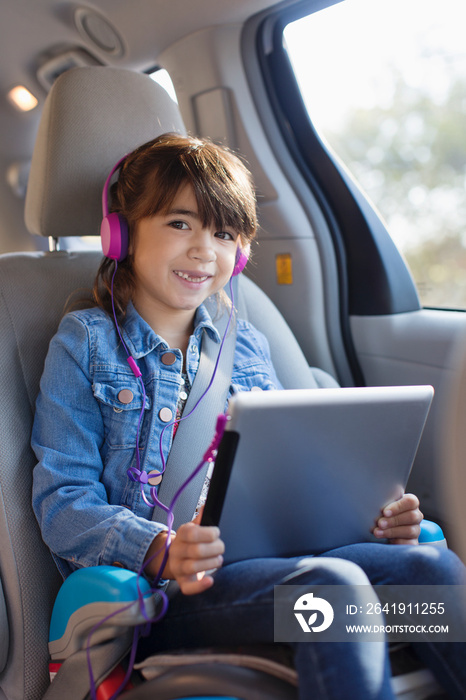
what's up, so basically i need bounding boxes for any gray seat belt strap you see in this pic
[151,288,237,530]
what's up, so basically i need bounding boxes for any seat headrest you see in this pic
[25,66,186,239]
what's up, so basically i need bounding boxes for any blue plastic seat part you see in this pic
[49,566,151,643]
[419,519,447,547]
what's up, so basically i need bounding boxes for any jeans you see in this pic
[137,544,466,700]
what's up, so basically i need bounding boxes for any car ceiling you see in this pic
[0,0,287,161]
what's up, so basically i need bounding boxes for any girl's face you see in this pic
[131,183,241,324]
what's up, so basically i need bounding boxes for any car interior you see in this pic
[0,1,465,699]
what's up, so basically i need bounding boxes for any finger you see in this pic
[388,538,420,546]
[373,523,421,540]
[178,572,216,596]
[177,522,221,544]
[183,539,225,560]
[171,537,224,562]
[171,547,224,575]
[383,493,420,517]
[377,508,423,530]
[177,554,224,576]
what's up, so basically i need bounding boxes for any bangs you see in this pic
[189,163,257,240]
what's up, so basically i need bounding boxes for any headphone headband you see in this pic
[101,155,127,218]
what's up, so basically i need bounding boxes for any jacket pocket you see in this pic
[93,380,151,449]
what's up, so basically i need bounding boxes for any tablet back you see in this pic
[203,385,434,564]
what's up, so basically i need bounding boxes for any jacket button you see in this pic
[148,470,163,486]
[118,389,134,404]
[161,352,177,365]
[159,407,173,422]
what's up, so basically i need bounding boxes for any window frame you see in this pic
[252,1,422,318]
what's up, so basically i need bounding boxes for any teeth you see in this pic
[175,271,209,283]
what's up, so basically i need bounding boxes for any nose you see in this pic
[188,231,216,264]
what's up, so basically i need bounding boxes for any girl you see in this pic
[32,133,466,699]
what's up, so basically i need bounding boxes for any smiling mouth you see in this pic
[174,270,211,283]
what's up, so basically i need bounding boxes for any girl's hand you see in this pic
[373,493,423,545]
[145,511,225,595]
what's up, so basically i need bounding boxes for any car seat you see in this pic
[0,66,445,700]
[0,65,332,700]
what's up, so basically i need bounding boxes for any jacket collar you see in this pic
[121,300,222,360]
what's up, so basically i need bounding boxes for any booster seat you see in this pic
[0,65,445,700]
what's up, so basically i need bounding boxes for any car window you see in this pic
[284,0,466,310]
[150,68,178,103]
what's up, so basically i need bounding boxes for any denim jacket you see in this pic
[31,301,282,578]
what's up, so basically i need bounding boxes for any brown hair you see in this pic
[93,133,258,319]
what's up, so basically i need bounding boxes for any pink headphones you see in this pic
[100,156,129,262]
[100,156,249,276]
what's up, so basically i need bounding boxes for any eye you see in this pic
[169,220,190,230]
[215,230,236,241]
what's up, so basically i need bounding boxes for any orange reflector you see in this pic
[276,253,293,285]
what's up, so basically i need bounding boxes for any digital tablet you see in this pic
[202,385,434,563]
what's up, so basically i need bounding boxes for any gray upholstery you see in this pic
[0,66,336,699]
[25,67,186,239]
[441,330,466,562]
[0,251,101,699]
[237,277,339,390]
[0,581,8,677]
[2,66,189,700]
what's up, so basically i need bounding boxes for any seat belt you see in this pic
[151,286,237,530]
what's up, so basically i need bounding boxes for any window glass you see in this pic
[284,0,466,309]
[150,68,178,103]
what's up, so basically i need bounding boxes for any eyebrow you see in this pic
[166,208,200,219]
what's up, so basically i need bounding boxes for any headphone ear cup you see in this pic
[101,212,129,261]
[232,245,250,277]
